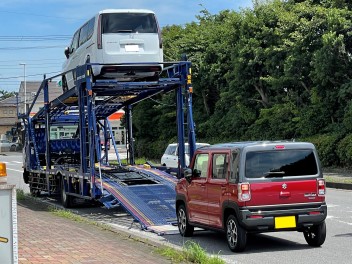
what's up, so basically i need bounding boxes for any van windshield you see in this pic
[102,13,158,34]
[245,149,318,178]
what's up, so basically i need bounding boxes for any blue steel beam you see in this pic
[43,78,51,195]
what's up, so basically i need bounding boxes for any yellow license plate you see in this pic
[275,216,296,229]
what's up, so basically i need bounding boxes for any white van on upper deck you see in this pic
[62,9,163,90]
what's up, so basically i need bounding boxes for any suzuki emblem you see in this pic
[282,183,287,189]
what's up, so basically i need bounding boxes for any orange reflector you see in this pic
[189,87,193,93]
[0,163,7,177]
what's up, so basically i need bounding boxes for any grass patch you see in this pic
[16,189,26,200]
[324,176,352,184]
[49,207,86,222]
[156,241,225,264]
[48,207,114,231]
[324,167,352,184]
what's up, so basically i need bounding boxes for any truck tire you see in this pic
[61,178,73,208]
[226,214,247,252]
[23,170,29,184]
[177,204,194,237]
[10,144,17,151]
[62,76,68,92]
[304,221,326,247]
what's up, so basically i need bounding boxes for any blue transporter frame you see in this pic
[20,61,196,229]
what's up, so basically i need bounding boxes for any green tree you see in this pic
[0,90,16,100]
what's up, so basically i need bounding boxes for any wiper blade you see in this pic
[263,171,285,178]
[117,29,133,33]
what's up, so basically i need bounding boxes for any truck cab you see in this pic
[176,141,327,252]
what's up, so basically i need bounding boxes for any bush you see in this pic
[336,134,352,168]
[134,138,168,160]
[302,133,342,167]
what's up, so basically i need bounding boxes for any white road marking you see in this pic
[335,219,352,226]
[6,168,23,173]
[326,215,352,226]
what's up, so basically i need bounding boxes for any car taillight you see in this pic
[317,179,326,196]
[275,145,285,149]
[97,14,102,49]
[238,183,251,202]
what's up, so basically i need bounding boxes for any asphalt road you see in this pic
[2,151,352,264]
[162,187,352,264]
[0,151,29,193]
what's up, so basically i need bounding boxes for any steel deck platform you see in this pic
[95,166,178,233]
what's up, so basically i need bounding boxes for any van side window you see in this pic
[87,17,95,40]
[194,154,209,178]
[212,154,228,179]
[79,23,89,46]
[70,31,79,53]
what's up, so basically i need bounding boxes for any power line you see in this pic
[0,10,84,21]
[0,58,63,63]
[0,64,62,69]
[0,45,64,50]
[0,71,62,80]
[0,35,71,41]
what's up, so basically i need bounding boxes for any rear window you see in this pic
[102,13,158,34]
[245,149,318,178]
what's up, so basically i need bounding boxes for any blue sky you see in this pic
[0,0,253,92]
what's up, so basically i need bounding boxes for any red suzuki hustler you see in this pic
[176,141,327,252]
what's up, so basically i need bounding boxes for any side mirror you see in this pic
[64,47,70,59]
[184,168,192,179]
[193,169,202,178]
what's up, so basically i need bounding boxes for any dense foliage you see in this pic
[132,0,352,167]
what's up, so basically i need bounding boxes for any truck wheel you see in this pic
[62,76,68,92]
[226,215,247,252]
[304,221,326,247]
[23,170,29,184]
[177,204,194,237]
[61,178,73,208]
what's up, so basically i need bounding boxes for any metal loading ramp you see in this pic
[95,166,178,234]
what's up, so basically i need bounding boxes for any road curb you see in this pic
[326,181,352,190]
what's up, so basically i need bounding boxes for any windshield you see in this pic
[102,13,158,34]
[245,149,318,178]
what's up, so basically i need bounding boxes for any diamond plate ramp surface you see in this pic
[95,167,177,232]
